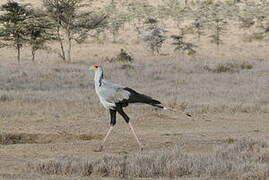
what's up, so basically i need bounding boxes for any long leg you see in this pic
[128,122,143,151]
[117,108,144,151]
[96,109,116,152]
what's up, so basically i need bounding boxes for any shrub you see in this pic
[171,34,196,55]
[105,49,134,63]
[140,17,166,55]
[204,62,253,73]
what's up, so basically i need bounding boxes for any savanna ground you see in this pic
[0,0,269,179]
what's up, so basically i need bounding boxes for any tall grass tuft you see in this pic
[27,138,269,179]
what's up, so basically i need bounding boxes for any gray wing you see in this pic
[98,80,131,103]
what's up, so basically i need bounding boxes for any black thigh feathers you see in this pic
[110,88,163,126]
[109,109,116,126]
[118,87,164,108]
[110,108,129,126]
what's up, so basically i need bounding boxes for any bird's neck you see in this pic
[94,68,103,87]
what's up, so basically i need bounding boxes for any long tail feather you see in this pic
[122,87,192,117]
[163,106,192,117]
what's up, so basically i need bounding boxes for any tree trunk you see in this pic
[234,0,240,4]
[57,26,66,61]
[31,47,36,62]
[185,0,188,6]
[134,21,142,42]
[197,27,201,41]
[112,32,117,43]
[66,20,72,62]
[216,25,220,49]
[17,44,21,64]
[67,32,72,62]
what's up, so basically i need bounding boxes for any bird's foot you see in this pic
[186,113,192,117]
[94,145,103,152]
[139,144,144,152]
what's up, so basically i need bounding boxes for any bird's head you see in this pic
[90,64,101,71]
[90,64,103,81]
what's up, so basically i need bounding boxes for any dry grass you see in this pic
[0,57,268,115]
[28,154,93,177]
[27,138,269,179]
[0,1,268,179]
[0,44,268,179]
[203,61,253,73]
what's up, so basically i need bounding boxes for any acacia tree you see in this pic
[239,1,269,42]
[25,10,57,62]
[158,0,188,28]
[189,1,209,41]
[171,33,196,55]
[204,1,231,49]
[124,1,157,38]
[43,0,107,62]
[0,1,32,64]
[105,0,129,43]
[141,18,166,55]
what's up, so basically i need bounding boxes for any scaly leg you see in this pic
[95,109,116,152]
[128,122,144,151]
[117,108,143,151]
[96,126,113,152]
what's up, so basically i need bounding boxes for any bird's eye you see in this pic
[94,65,99,68]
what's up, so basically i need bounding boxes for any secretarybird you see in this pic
[90,64,181,151]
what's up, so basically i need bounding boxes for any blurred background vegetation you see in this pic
[0,0,269,63]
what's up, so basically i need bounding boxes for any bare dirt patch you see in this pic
[0,133,102,145]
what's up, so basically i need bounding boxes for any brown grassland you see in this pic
[0,0,269,179]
